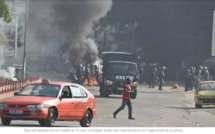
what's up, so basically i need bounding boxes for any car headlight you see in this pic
[0,103,7,110]
[106,80,113,85]
[131,82,138,86]
[27,104,44,110]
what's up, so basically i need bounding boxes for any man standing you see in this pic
[149,64,158,88]
[83,64,91,86]
[112,78,135,120]
[184,69,192,91]
[158,66,166,90]
[76,64,83,84]
[189,66,196,90]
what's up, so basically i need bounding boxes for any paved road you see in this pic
[0,72,215,127]
[0,85,213,127]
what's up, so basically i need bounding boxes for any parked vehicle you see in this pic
[195,81,215,108]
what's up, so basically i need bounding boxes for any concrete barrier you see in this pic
[0,76,42,95]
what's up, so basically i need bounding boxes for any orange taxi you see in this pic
[0,79,96,127]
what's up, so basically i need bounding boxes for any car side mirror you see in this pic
[59,95,63,100]
[59,94,67,99]
[14,92,18,96]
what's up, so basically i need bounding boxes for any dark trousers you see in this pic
[185,80,190,91]
[190,79,194,90]
[149,77,155,88]
[113,99,132,118]
[76,76,82,84]
[158,79,163,90]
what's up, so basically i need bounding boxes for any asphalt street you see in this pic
[0,72,215,127]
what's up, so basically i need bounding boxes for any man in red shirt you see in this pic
[112,78,135,120]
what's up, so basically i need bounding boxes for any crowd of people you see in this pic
[139,63,211,92]
[68,62,211,92]
[184,65,210,91]
[68,64,99,86]
[139,63,167,90]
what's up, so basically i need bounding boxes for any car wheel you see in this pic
[38,120,46,126]
[1,117,11,125]
[43,108,56,127]
[131,89,137,99]
[80,110,92,127]
[195,103,202,108]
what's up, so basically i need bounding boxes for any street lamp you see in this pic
[22,0,29,79]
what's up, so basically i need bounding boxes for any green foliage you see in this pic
[0,0,12,23]
[0,31,7,45]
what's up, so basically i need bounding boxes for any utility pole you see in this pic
[22,0,29,79]
[14,17,18,58]
[131,29,134,53]
[130,22,138,53]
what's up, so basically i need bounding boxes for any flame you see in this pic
[83,69,98,86]
[83,76,98,86]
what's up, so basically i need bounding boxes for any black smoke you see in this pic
[28,0,112,65]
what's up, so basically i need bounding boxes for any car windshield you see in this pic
[17,84,61,97]
[107,63,138,75]
[199,83,215,91]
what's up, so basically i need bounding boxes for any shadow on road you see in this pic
[94,95,121,99]
[138,90,174,94]
[166,106,215,110]
[166,106,195,110]
[0,124,73,127]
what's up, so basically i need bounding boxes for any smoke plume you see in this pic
[0,0,25,81]
[0,46,17,81]
[28,0,113,65]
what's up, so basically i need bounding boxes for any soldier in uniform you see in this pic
[148,64,158,88]
[195,65,203,88]
[184,69,192,92]
[139,63,145,84]
[202,67,210,81]
[94,65,99,83]
[83,64,91,86]
[158,66,166,90]
[189,66,196,90]
[76,64,83,84]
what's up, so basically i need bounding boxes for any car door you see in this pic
[57,85,75,120]
[70,85,88,119]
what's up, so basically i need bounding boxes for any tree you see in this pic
[0,0,11,23]
[0,31,7,44]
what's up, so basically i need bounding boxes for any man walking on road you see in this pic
[112,78,135,120]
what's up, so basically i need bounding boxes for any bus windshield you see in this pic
[107,62,138,75]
